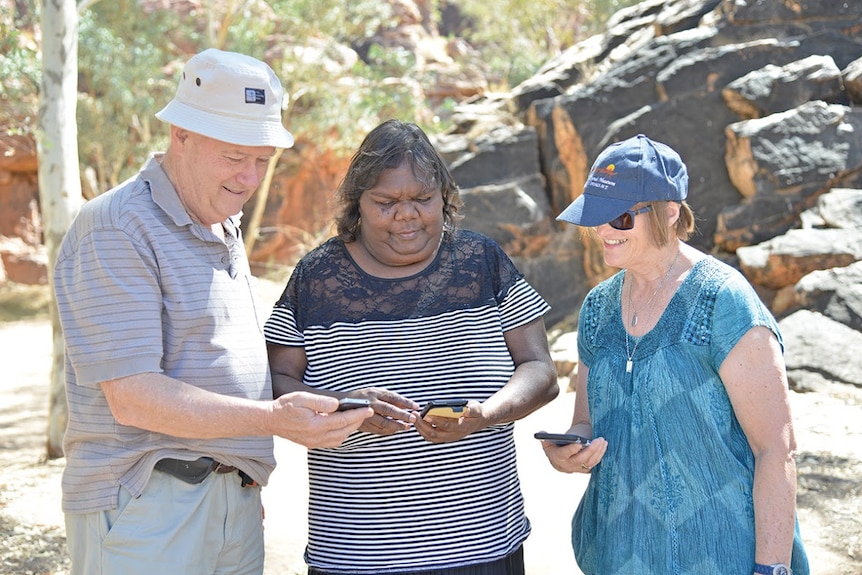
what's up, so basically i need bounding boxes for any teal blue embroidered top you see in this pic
[574,256,808,574]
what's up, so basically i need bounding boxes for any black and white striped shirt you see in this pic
[264,231,550,573]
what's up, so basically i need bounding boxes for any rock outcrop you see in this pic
[444,0,861,324]
[0,135,45,285]
[440,0,862,391]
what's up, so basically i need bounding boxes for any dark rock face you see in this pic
[443,0,862,332]
[721,102,862,250]
[439,0,862,395]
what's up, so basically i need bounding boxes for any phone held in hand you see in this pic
[419,399,468,418]
[533,431,592,446]
[336,397,371,411]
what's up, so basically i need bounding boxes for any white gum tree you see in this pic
[38,0,85,457]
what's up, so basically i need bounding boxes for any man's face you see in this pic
[171,128,276,226]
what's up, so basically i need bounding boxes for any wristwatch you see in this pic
[754,563,791,575]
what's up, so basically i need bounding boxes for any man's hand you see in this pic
[269,392,373,448]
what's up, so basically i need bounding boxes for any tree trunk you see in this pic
[39,0,83,459]
[245,148,283,258]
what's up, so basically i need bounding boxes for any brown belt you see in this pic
[211,461,237,474]
[154,457,256,486]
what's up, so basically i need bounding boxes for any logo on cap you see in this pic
[245,88,266,105]
[596,164,616,176]
[588,163,618,191]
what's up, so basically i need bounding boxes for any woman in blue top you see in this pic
[541,134,809,575]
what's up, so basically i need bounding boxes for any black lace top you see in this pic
[273,229,528,329]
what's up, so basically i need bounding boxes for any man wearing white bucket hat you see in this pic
[54,49,371,575]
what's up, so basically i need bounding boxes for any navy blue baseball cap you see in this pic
[556,134,688,227]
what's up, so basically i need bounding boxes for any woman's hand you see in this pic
[414,400,484,443]
[540,435,608,473]
[350,388,419,435]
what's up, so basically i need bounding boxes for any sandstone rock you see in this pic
[790,261,862,332]
[781,309,862,392]
[845,56,862,105]
[0,237,47,285]
[722,55,844,119]
[510,35,603,112]
[719,102,862,250]
[460,174,552,251]
[817,188,862,230]
[448,126,539,189]
[513,224,594,328]
[720,0,862,28]
[737,228,862,290]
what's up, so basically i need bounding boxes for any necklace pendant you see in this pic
[631,314,638,327]
[626,359,633,373]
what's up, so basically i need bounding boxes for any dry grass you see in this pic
[0,282,51,323]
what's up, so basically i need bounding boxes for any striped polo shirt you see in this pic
[54,155,275,514]
[264,231,550,573]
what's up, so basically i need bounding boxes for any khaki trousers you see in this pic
[65,468,264,575]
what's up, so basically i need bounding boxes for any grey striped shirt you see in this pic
[55,155,274,514]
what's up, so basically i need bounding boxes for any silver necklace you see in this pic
[628,249,681,327]
[625,249,680,373]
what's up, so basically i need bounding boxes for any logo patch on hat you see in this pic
[245,88,266,105]
[595,164,616,177]
[588,163,618,191]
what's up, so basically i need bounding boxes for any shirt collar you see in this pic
[142,153,242,232]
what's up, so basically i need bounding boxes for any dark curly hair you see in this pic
[334,119,463,242]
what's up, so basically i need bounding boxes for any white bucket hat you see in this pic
[156,49,294,149]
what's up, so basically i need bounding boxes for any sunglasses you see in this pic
[608,205,652,230]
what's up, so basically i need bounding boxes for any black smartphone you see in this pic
[419,399,468,418]
[336,397,371,411]
[534,431,592,446]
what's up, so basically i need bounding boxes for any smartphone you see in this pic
[336,397,371,411]
[533,431,591,446]
[419,399,468,418]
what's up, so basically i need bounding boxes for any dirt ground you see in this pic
[1,280,861,575]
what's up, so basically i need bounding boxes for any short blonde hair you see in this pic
[646,201,695,247]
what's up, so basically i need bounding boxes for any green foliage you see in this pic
[0,2,40,136]
[77,0,181,189]
[265,0,409,152]
[453,0,642,88]
[75,0,408,183]
[273,0,395,46]
[281,40,432,153]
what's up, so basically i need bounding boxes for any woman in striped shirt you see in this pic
[264,119,559,575]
